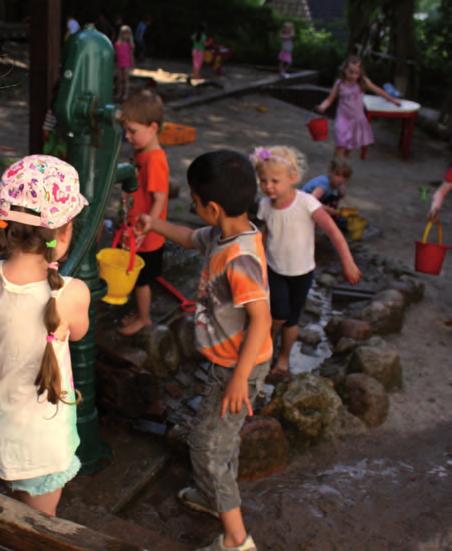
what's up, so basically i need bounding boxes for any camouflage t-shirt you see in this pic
[192,223,273,368]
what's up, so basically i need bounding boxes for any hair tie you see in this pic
[249,147,292,167]
[46,239,57,249]
[48,261,59,271]
[46,333,56,343]
[50,290,59,299]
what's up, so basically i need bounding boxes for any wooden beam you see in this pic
[29,0,61,154]
[0,494,143,551]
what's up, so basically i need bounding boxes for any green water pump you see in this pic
[54,25,136,473]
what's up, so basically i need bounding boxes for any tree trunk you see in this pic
[387,0,416,96]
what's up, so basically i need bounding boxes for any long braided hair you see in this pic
[0,218,76,405]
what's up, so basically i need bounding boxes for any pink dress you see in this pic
[334,80,374,150]
[115,41,133,69]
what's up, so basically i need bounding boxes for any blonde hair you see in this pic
[118,25,134,46]
[250,145,308,184]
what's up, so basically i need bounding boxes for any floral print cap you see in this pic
[0,155,88,228]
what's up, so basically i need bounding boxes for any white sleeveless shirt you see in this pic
[257,191,321,276]
[0,261,80,480]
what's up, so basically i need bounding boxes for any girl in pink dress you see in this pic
[115,25,134,101]
[317,55,401,157]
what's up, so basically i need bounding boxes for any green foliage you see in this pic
[415,0,452,104]
[63,0,343,76]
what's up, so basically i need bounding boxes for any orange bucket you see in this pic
[307,117,328,141]
[415,221,449,275]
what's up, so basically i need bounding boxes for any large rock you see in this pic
[239,416,289,480]
[388,275,425,304]
[324,405,367,439]
[169,315,202,361]
[342,373,389,427]
[263,374,342,440]
[134,325,180,379]
[325,316,372,345]
[359,289,406,334]
[299,325,322,346]
[347,340,402,391]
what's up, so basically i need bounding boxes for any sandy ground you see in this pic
[0,59,451,550]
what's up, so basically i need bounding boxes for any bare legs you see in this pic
[271,320,298,374]
[116,68,130,101]
[13,488,62,516]
[118,284,152,336]
[220,508,248,548]
[335,146,350,158]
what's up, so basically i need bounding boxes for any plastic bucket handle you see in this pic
[112,225,137,273]
[421,220,443,245]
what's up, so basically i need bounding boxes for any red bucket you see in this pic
[307,117,328,141]
[415,221,449,275]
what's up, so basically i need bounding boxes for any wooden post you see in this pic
[29,0,61,154]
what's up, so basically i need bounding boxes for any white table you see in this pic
[362,95,421,159]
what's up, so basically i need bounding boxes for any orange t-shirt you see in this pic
[128,148,169,252]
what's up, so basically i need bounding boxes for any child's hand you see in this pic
[220,373,253,417]
[343,261,361,284]
[135,213,152,236]
[315,104,326,114]
[392,98,402,107]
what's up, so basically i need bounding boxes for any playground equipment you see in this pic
[54,25,137,472]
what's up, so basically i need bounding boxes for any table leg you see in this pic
[400,114,416,159]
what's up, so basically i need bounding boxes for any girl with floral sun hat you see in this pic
[0,155,90,516]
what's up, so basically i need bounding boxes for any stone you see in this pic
[238,416,289,480]
[341,373,389,427]
[299,326,322,346]
[325,317,372,345]
[359,289,405,334]
[334,337,358,356]
[317,273,337,288]
[135,325,180,379]
[169,315,202,361]
[388,276,425,304]
[165,382,185,399]
[318,358,347,387]
[324,405,367,439]
[347,340,402,391]
[304,295,322,317]
[266,374,342,440]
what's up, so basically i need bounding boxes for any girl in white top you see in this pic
[251,146,361,380]
[0,155,90,516]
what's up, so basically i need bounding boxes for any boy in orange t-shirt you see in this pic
[119,90,169,335]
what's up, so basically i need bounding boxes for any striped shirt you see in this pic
[192,223,273,367]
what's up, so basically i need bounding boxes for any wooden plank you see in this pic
[169,70,318,110]
[29,0,61,154]
[111,453,168,514]
[0,494,142,551]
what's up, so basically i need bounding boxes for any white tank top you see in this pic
[0,261,80,480]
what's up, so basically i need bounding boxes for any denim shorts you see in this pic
[4,454,81,496]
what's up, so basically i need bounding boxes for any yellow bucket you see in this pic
[96,248,145,305]
[339,207,359,218]
[346,215,368,241]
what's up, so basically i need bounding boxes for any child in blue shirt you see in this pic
[302,157,352,217]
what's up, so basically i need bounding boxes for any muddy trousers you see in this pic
[188,361,270,513]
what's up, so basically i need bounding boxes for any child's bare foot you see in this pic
[265,364,291,384]
[120,313,138,327]
[117,318,151,336]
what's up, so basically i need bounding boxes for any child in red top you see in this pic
[115,25,134,101]
[119,90,169,336]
